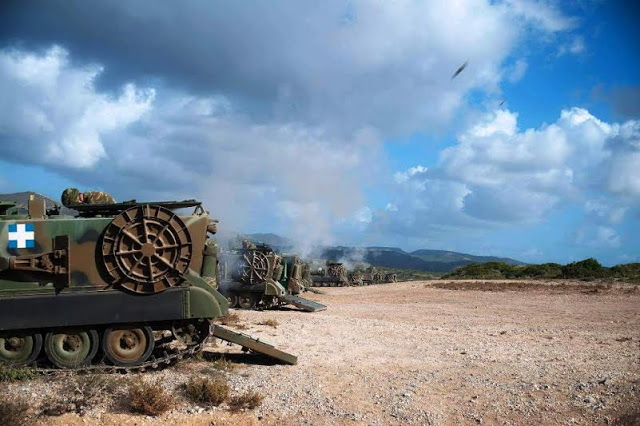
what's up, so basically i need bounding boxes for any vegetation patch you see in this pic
[443,259,640,282]
[185,376,230,406]
[256,318,279,328]
[0,364,37,382]
[228,390,265,412]
[217,311,248,329]
[128,377,174,416]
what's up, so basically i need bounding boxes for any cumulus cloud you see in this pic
[378,107,640,244]
[1,0,575,137]
[0,46,154,169]
[0,45,379,252]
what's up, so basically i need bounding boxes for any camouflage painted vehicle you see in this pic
[309,261,349,287]
[362,266,385,285]
[219,246,325,312]
[348,269,364,286]
[384,272,398,283]
[0,196,296,369]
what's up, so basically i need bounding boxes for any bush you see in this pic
[228,391,264,412]
[128,377,173,416]
[185,376,229,406]
[562,258,609,279]
[0,398,30,425]
[257,319,279,328]
[0,364,37,382]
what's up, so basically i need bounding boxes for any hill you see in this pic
[410,249,524,266]
[320,246,524,273]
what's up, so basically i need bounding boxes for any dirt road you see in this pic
[19,280,640,425]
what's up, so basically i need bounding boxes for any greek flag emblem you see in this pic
[8,223,35,249]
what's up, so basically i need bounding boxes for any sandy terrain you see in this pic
[8,280,640,425]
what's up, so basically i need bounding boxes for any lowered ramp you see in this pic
[211,324,298,365]
[282,294,327,312]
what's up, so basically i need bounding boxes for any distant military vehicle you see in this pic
[0,195,297,369]
[348,269,364,286]
[385,272,398,283]
[218,245,325,312]
[362,266,385,285]
[310,261,349,287]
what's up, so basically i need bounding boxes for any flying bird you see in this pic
[499,100,505,107]
[451,60,469,80]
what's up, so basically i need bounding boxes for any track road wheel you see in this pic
[102,326,154,367]
[0,332,42,366]
[44,329,98,369]
[238,293,256,310]
[226,294,239,308]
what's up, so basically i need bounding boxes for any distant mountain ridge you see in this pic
[247,233,524,273]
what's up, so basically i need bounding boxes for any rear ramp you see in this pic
[211,324,298,365]
[282,294,327,312]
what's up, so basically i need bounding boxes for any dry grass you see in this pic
[432,281,615,293]
[228,391,265,412]
[0,397,30,425]
[41,373,127,417]
[209,356,237,371]
[128,377,174,416]
[185,376,230,406]
[218,311,248,330]
[257,318,279,328]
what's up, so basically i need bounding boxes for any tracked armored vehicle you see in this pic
[219,246,325,312]
[309,261,349,287]
[0,196,296,369]
[362,266,384,285]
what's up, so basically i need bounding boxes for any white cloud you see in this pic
[558,35,586,56]
[0,46,154,168]
[506,59,528,83]
[380,107,640,241]
[394,165,428,183]
[575,225,621,249]
[502,0,577,32]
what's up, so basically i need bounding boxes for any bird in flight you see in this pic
[499,100,505,107]
[451,60,469,80]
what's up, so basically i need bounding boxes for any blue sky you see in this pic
[0,1,638,265]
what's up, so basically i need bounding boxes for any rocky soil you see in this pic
[5,280,640,425]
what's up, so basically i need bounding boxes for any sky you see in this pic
[0,1,638,265]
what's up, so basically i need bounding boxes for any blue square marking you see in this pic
[25,240,35,248]
[8,223,17,232]
[8,240,17,249]
[25,223,34,232]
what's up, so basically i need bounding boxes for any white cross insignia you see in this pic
[8,223,35,249]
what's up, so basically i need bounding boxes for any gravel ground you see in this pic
[6,280,640,425]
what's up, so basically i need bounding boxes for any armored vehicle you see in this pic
[362,266,385,285]
[309,261,349,287]
[0,196,296,369]
[219,246,325,312]
[385,272,398,283]
[348,269,364,286]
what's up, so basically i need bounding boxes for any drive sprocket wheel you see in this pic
[239,250,269,285]
[102,205,193,294]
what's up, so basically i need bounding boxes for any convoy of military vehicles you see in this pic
[0,191,399,371]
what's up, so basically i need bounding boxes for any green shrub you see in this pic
[0,364,37,382]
